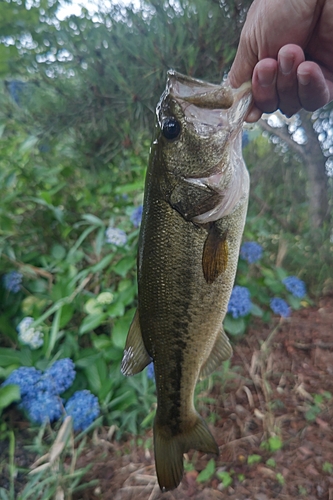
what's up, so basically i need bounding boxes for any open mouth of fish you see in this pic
[160,70,252,223]
[166,69,252,138]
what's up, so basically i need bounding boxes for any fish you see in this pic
[121,70,252,491]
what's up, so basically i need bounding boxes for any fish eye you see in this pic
[162,117,181,140]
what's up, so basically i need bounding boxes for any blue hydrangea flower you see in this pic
[147,362,155,381]
[270,297,291,318]
[34,373,58,395]
[22,391,63,424]
[1,366,42,397]
[130,205,143,227]
[65,390,100,431]
[227,286,252,318]
[46,358,76,394]
[282,276,306,298]
[240,242,263,264]
[105,227,127,246]
[17,317,44,349]
[2,271,23,293]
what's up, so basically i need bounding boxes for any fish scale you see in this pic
[121,70,252,491]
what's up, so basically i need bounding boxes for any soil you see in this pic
[74,296,333,500]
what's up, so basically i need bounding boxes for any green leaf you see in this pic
[0,384,20,411]
[59,304,74,329]
[112,309,135,349]
[19,135,38,153]
[288,295,302,310]
[0,348,25,367]
[113,256,135,277]
[216,471,233,488]
[81,213,105,226]
[79,313,108,335]
[247,454,261,465]
[250,303,264,317]
[92,335,113,351]
[223,316,246,336]
[196,458,215,483]
[107,300,125,318]
[275,267,288,281]
[83,357,111,395]
[75,349,101,368]
[90,254,114,273]
[46,306,62,358]
[263,277,284,294]
[51,244,66,260]
[268,436,283,452]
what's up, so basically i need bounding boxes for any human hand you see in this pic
[229,0,333,122]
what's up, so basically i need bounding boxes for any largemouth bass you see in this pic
[121,70,252,491]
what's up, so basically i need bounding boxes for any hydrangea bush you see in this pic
[2,359,100,429]
[0,119,308,438]
[0,133,155,436]
[224,241,308,337]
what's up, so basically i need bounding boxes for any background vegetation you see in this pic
[0,0,332,496]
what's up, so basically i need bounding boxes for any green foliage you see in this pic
[0,88,155,433]
[322,462,333,474]
[247,454,261,465]
[224,245,309,338]
[0,0,252,168]
[0,417,98,500]
[216,470,233,488]
[260,436,283,453]
[0,385,20,415]
[305,392,332,422]
[243,129,333,296]
[196,458,216,483]
[275,472,285,485]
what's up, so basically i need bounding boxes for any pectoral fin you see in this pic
[121,309,151,376]
[199,326,232,380]
[202,224,228,284]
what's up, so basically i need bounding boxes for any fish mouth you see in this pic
[166,70,252,136]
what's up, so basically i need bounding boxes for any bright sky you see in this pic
[57,0,141,19]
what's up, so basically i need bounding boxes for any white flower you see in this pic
[105,227,127,247]
[17,317,44,349]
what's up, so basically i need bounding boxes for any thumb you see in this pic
[229,39,258,89]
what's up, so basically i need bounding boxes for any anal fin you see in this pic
[199,326,232,380]
[121,309,151,376]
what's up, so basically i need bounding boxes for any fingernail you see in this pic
[298,71,310,86]
[246,108,261,123]
[279,54,293,75]
[257,69,275,88]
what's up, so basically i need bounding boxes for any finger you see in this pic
[229,41,257,89]
[252,58,279,114]
[229,2,260,89]
[297,61,331,111]
[277,44,305,117]
[245,104,263,123]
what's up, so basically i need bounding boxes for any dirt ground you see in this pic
[74,296,333,500]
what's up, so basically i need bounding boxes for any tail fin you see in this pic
[154,415,219,491]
